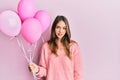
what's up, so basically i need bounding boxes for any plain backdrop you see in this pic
[0,0,119,80]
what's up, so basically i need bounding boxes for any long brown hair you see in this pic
[48,15,71,59]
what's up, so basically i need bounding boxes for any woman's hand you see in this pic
[29,62,39,73]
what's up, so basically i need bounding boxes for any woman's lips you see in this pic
[58,33,62,36]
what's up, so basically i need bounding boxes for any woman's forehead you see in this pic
[57,21,66,27]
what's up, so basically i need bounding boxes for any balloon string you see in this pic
[33,73,37,80]
[16,37,37,80]
[29,53,37,80]
[16,37,29,62]
[31,41,37,61]
[10,36,15,40]
[41,36,45,43]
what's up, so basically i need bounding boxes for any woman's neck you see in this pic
[57,39,63,49]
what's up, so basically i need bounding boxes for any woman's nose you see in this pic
[59,28,62,32]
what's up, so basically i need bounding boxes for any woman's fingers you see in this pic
[28,66,32,72]
[29,62,38,73]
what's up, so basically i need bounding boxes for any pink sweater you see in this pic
[36,42,83,80]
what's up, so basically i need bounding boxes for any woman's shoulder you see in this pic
[41,42,50,48]
[70,40,80,54]
[70,40,79,47]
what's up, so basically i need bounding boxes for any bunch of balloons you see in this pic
[0,0,51,80]
[0,0,51,44]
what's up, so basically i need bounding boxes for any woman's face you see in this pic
[55,20,66,40]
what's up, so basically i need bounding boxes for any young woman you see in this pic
[29,15,83,80]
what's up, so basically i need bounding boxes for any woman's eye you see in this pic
[56,26,66,30]
[63,27,66,30]
[56,26,60,28]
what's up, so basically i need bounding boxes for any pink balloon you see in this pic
[34,10,51,33]
[17,0,36,21]
[21,18,42,44]
[0,10,21,37]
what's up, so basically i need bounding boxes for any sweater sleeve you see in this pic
[73,43,84,80]
[36,43,48,78]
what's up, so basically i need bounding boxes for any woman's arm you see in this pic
[73,43,84,80]
[35,43,48,78]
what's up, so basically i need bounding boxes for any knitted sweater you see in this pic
[36,42,83,80]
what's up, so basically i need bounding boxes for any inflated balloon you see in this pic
[0,10,21,37]
[17,0,36,21]
[34,10,51,33]
[21,18,42,44]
